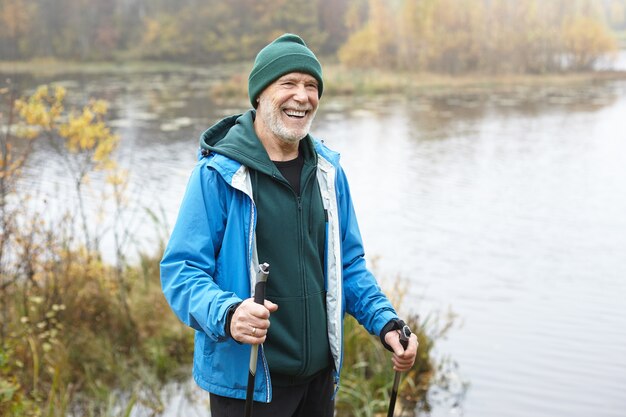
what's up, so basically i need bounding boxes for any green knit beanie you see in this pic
[248,33,323,108]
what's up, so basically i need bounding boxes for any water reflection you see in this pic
[313,81,626,417]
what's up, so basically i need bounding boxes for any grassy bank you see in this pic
[208,62,626,102]
[0,250,459,417]
[0,246,460,417]
[324,66,626,95]
[2,58,625,96]
[0,249,194,417]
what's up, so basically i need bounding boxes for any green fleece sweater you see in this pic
[201,111,331,384]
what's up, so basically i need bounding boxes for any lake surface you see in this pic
[5,68,626,417]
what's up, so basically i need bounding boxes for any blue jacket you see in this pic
[160,131,398,402]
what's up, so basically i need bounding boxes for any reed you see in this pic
[336,281,464,417]
[0,247,194,417]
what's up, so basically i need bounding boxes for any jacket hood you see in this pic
[200,109,319,176]
[200,110,276,176]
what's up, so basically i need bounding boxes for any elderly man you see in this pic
[160,33,418,417]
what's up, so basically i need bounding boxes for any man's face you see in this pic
[256,72,319,144]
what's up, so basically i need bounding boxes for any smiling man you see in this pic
[256,71,319,148]
[160,34,418,417]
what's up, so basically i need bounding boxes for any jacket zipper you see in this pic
[273,169,316,376]
[297,169,317,376]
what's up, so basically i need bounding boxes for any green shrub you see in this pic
[337,309,463,417]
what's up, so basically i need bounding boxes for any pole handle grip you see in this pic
[253,281,266,305]
[399,324,411,350]
[253,263,270,305]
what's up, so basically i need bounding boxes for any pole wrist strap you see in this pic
[380,318,408,352]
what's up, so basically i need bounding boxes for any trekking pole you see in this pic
[244,262,270,417]
[387,322,412,417]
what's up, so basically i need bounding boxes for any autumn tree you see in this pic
[339,0,619,74]
[338,0,399,68]
[16,86,119,254]
[0,0,619,69]
[136,0,325,63]
[1,82,119,346]
[562,15,619,70]
[0,0,36,59]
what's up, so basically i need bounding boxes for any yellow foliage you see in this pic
[106,169,129,187]
[340,0,619,74]
[339,0,400,68]
[16,86,118,171]
[15,84,66,129]
[338,26,380,68]
[562,16,618,70]
[90,99,108,115]
[34,97,119,171]
[142,18,161,46]
[139,13,190,58]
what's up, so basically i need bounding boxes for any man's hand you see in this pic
[230,298,278,345]
[384,329,419,372]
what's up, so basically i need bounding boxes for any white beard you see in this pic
[258,95,316,144]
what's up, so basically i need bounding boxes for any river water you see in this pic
[6,68,626,417]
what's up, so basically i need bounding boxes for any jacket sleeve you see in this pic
[336,166,398,336]
[160,160,242,341]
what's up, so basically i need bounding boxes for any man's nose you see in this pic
[292,84,308,101]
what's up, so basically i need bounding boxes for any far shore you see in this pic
[2,58,626,98]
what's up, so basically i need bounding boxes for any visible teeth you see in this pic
[285,109,306,117]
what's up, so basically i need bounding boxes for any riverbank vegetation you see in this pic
[339,0,619,73]
[337,298,463,417]
[0,0,623,74]
[0,85,194,416]
[209,62,626,102]
[1,85,462,416]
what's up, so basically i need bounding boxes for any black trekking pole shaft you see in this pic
[244,263,270,417]
[387,324,412,417]
[388,371,402,417]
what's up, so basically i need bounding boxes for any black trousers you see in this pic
[209,368,335,417]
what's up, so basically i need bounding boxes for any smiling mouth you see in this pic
[283,109,308,119]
